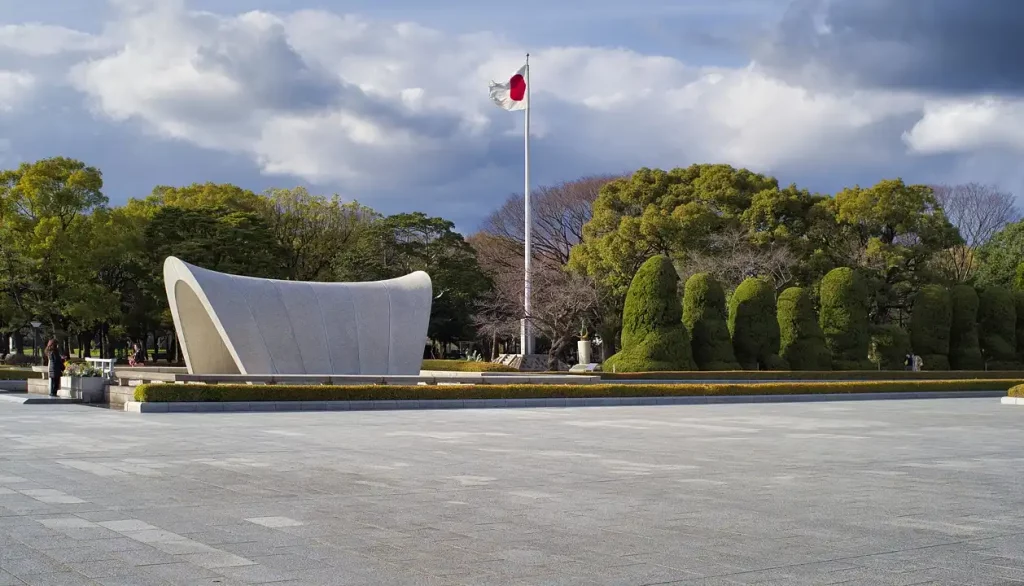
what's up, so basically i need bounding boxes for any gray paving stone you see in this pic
[4,398,1024,584]
[17,572,102,586]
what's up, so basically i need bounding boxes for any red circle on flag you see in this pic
[509,74,526,101]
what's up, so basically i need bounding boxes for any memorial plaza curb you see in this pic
[123,390,1008,413]
[1001,396,1024,405]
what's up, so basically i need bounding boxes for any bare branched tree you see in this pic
[932,183,1020,282]
[479,175,621,266]
[680,226,798,292]
[474,258,600,369]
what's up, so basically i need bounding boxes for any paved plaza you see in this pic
[1,399,1024,585]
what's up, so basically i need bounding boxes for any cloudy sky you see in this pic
[1,0,1021,229]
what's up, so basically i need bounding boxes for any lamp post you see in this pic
[29,321,41,364]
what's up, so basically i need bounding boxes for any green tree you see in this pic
[948,285,983,370]
[975,221,1024,289]
[682,273,738,370]
[142,182,268,213]
[0,157,111,346]
[910,285,952,370]
[335,212,490,347]
[819,267,871,369]
[728,277,786,370]
[777,287,831,370]
[831,179,960,322]
[570,165,818,297]
[604,256,694,372]
[145,206,286,279]
[263,187,375,282]
[977,286,1018,368]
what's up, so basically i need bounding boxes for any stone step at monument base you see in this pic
[493,354,568,372]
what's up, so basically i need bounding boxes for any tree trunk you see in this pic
[548,338,570,370]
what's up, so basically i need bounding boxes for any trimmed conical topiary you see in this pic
[978,286,1018,368]
[949,284,983,370]
[869,324,911,370]
[604,255,695,372]
[728,277,787,370]
[777,287,831,370]
[682,273,739,370]
[819,267,872,370]
[910,285,952,370]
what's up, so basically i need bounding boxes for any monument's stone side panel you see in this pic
[163,256,432,375]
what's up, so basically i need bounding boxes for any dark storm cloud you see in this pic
[762,0,1024,94]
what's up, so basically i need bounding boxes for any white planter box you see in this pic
[59,376,106,403]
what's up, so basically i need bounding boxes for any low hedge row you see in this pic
[0,369,41,380]
[420,360,516,373]
[1007,384,1024,398]
[134,380,1023,403]
[598,370,1024,381]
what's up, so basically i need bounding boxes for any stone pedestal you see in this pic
[577,340,592,365]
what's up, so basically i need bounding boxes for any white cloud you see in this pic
[0,0,1011,211]
[903,97,1024,154]
[0,70,35,111]
[0,24,109,57]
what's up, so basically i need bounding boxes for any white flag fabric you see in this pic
[488,64,528,111]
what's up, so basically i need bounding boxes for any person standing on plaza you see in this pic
[45,338,64,397]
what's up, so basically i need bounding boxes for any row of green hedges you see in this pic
[911,284,1024,371]
[598,370,1024,381]
[606,255,1024,373]
[135,380,1022,403]
[420,360,516,373]
[1006,384,1024,398]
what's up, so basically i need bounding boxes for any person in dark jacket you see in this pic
[45,339,64,397]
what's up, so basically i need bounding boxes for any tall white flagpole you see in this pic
[522,53,533,356]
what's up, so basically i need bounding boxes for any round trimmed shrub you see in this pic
[978,285,1018,368]
[682,273,739,370]
[868,325,911,370]
[949,285,983,370]
[777,287,831,370]
[728,277,787,370]
[910,285,952,370]
[819,267,871,370]
[604,255,695,372]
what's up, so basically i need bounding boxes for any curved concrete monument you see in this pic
[163,257,432,375]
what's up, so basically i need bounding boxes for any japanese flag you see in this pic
[488,64,528,111]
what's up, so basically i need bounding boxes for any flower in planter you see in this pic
[64,363,104,377]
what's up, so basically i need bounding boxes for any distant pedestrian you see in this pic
[128,342,145,367]
[45,339,64,397]
[904,353,913,371]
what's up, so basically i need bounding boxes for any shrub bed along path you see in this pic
[135,379,1024,403]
